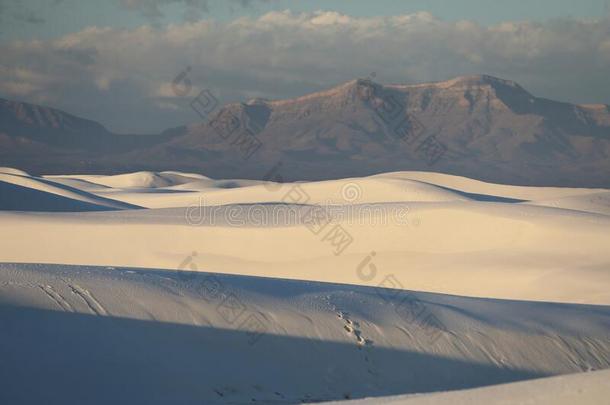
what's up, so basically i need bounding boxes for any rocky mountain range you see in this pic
[1,75,609,187]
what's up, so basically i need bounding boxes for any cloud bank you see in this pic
[1,10,609,132]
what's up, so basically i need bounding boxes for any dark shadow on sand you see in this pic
[0,303,547,405]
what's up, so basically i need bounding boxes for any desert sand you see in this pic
[0,167,609,404]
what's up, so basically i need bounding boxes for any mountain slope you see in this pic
[1,75,609,186]
[159,75,610,186]
[0,98,179,174]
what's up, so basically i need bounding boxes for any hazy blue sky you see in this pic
[1,0,609,132]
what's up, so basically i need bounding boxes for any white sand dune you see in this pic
[326,369,610,404]
[374,171,609,201]
[0,263,608,404]
[0,169,608,304]
[527,191,610,216]
[0,167,31,176]
[47,170,209,189]
[0,172,140,211]
[0,168,609,404]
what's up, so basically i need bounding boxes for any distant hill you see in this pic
[0,98,179,174]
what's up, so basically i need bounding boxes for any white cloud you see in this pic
[1,11,609,132]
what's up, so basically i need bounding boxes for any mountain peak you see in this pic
[0,97,108,134]
[445,74,520,87]
[386,74,525,92]
[264,80,372,107]
[245,97,271,106]
[244,75,528,110]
